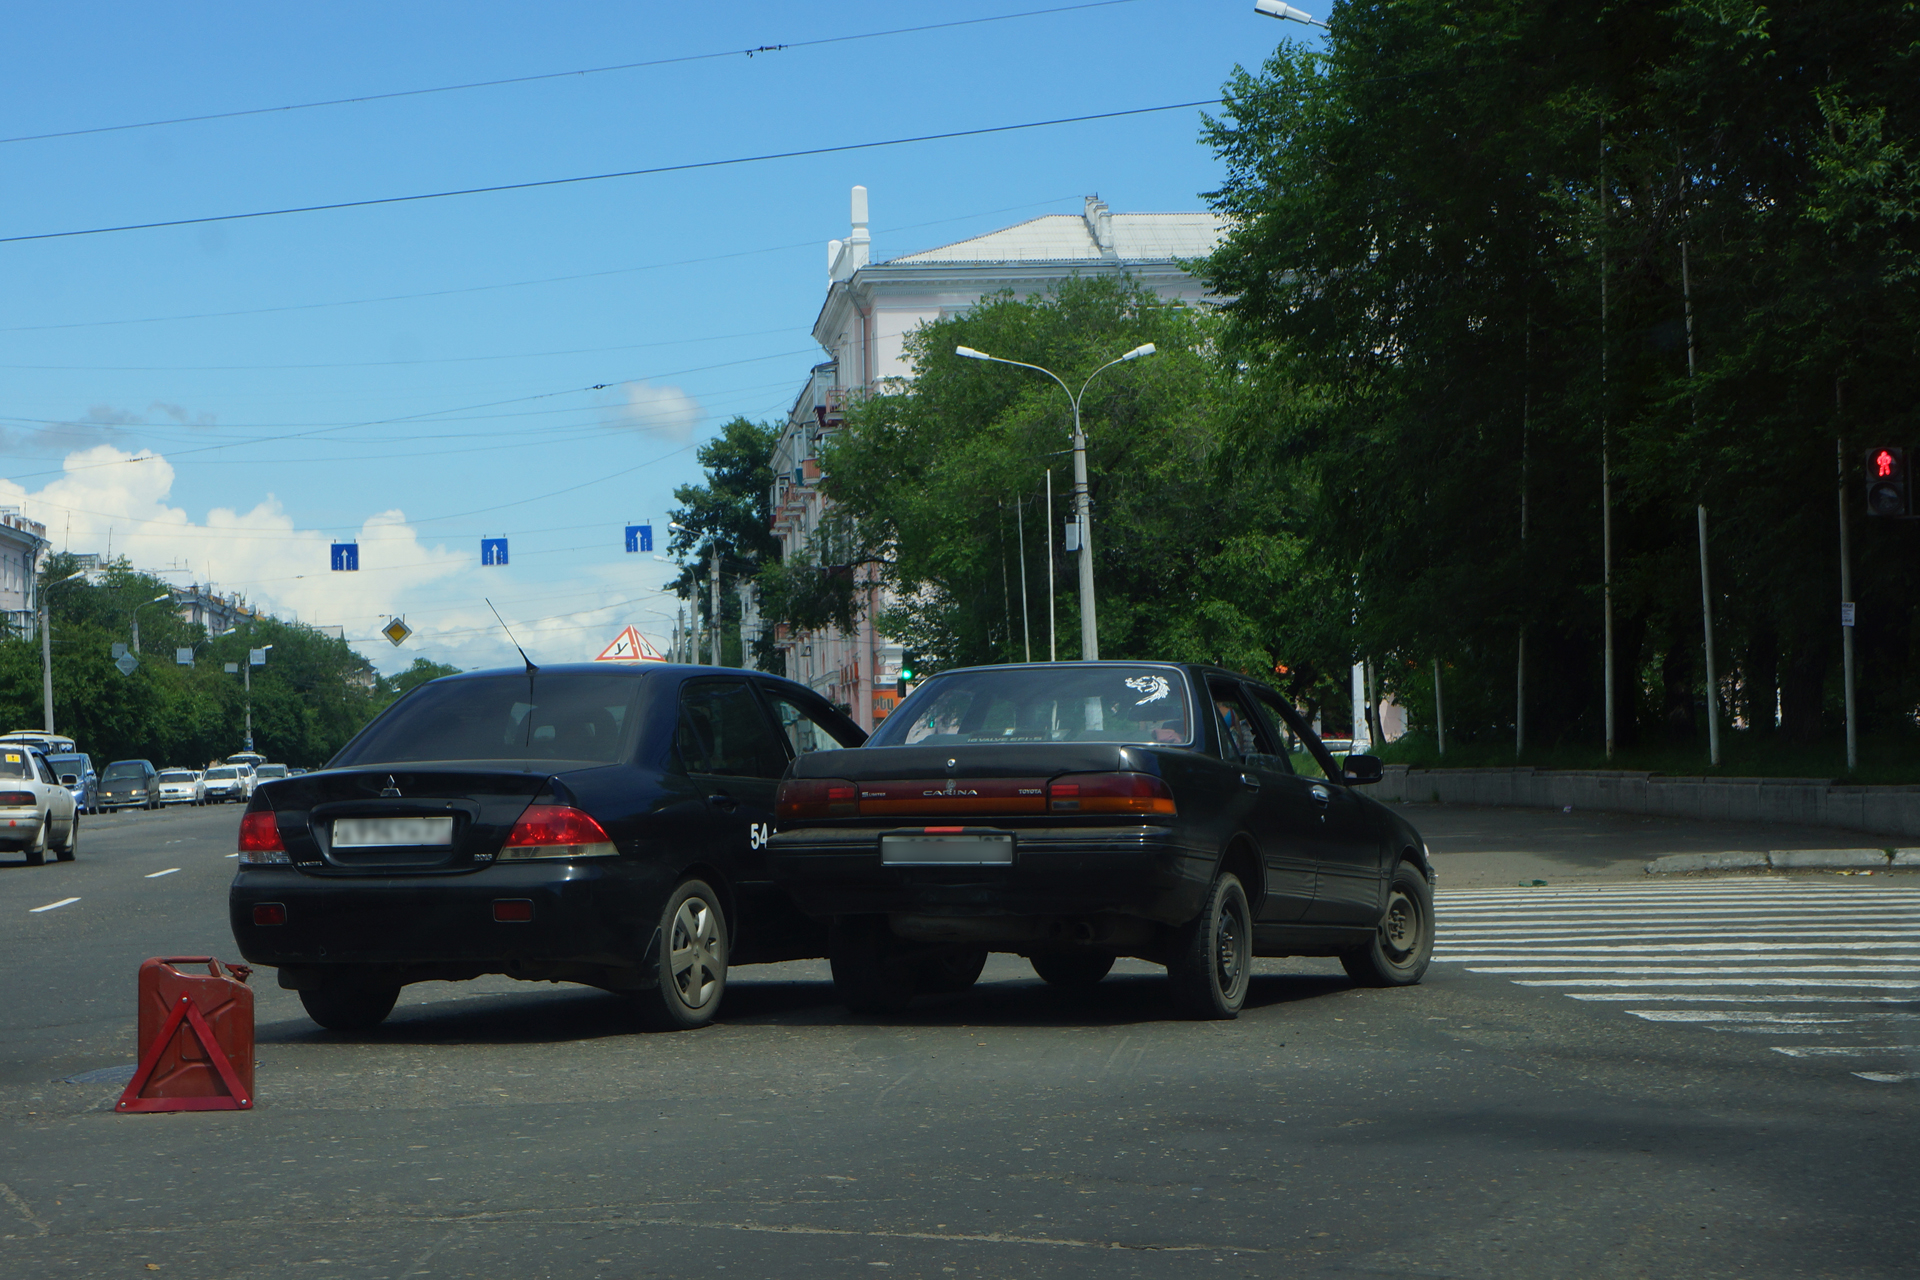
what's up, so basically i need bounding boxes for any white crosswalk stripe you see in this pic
[1433,880,1920,1082]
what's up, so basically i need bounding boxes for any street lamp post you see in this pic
[243,643,273,753]
[955,343,1157,660]
[1253,2,1327,28]
[130,592,172,656]
[37,570,89,735]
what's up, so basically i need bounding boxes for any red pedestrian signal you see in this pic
[1865,446,1910,517]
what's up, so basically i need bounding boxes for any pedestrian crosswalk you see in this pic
[1431,879,1920,1082]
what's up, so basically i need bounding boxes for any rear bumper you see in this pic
[229,861,661,980]
[0,809,45,850]
[765,824,1214,927]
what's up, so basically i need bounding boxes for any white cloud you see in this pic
[0,445,686,674]
[601,380,702,441]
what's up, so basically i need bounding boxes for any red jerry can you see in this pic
[116,957,255,1113]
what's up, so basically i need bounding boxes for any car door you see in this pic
[673,678,794,956]
[1205,680,1316,922]
[1213,679,1320,921]
[33,753,74,839]
[1241,685,1388,925]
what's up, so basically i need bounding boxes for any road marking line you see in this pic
[28,897,79,913]
[1627,1010,1874,1024]
[1467,964,1920,975]
[1515,977,1919,988]
[1853,1071,1918,1083]
[1438,942,1920,953]
[224,853,239,858]
[1569,993,1914,1004]
[145,868,180,878]
[1773,1045,1920,1057]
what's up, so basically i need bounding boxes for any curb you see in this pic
[1646,848,1918,875]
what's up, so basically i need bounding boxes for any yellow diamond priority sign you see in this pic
[382,617,413,647]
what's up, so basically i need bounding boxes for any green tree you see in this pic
[666,416,781,667]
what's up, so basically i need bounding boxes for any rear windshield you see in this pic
[205,766,237,780]
[333,672,642,767]
[254,765,287,779]
[0,751,30,778]
[158,770,193,782]
[102,762,146,780]
[866,665,1193,748]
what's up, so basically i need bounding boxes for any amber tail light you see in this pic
[1048,772,1177,816]
[777,778,858,820]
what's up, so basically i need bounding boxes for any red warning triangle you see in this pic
[596,625,666,662]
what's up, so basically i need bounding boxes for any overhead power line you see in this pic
[0,99,1219,245]
[0,2,1143,146]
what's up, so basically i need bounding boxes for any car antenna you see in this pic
[486,598,538,676]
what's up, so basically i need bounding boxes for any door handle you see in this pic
[1240,773,1261,791]
[1309,784,1331,806]
[707,793,740,812]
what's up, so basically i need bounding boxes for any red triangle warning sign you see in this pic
[595,625,666,662]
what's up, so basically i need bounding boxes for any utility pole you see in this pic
[1600,126,1616,760]
[39,600,55,734]
[1697,506,1720,766]
[1837,383,1857,772]
[709,543,722,666]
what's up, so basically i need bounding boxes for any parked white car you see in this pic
[201,764,250,804]
[0,746,80,864]
[157,768,208,806]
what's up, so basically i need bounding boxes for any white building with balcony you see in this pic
[768,188,1225,730]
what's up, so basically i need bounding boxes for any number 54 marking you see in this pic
[749,822,774,849]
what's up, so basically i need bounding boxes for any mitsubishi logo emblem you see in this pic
[380,775,402,798]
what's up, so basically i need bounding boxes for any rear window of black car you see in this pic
[333,673,642,767]
[867,665,1193,748]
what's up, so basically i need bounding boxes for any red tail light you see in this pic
[252,903,287,926]
[0,791,33,806]
[1047,772,1176,816]
[499,805,616,860]
[776,777,858,821]
[238,810,284,853]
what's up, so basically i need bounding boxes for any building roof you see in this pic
[888,211,1225,266]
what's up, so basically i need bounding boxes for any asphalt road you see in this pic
[2,802,1916,1278]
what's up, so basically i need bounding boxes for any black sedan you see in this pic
[766,661,1434,1019]
[229,663,863,1032]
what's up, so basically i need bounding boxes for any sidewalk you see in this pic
[1399,802,1908,889]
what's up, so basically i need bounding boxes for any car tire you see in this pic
[642,878,729,1031]
[299,981,401,1032]
[1340,860,1434,988]
[55,813,77,862]
[916,947,988,995]
[829,915,916,1016]
[1031,951,1116,989]
[24,816,48,867]
[1166,872,1251,1020]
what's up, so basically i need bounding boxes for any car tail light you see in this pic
[238,810,292,864]
[1047,772,1177,816]
[0,791,33,806]
[252,903,287,926]
[493,899,535,922]
[498,805,617,860]
[776,777,858,820]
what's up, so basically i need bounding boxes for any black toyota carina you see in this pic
[765,661,1435,1020]
[229,663,863,1032]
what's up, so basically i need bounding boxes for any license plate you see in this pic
[880,834,1013,865]
[332,817,455,848]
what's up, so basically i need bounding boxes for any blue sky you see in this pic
[0,1,1316,672]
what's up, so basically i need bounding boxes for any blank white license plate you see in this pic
[880,834,1013,865]
[332,817,455,848]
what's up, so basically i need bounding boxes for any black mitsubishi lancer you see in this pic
[229,663,863,1032]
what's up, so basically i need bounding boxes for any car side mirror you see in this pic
[60,774,78,786]
[1342,753,1384,785]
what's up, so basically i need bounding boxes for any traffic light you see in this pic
[896,650,918,699]
[1866,446,1910,517]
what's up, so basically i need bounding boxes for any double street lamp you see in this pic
[955,342,1157,660]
